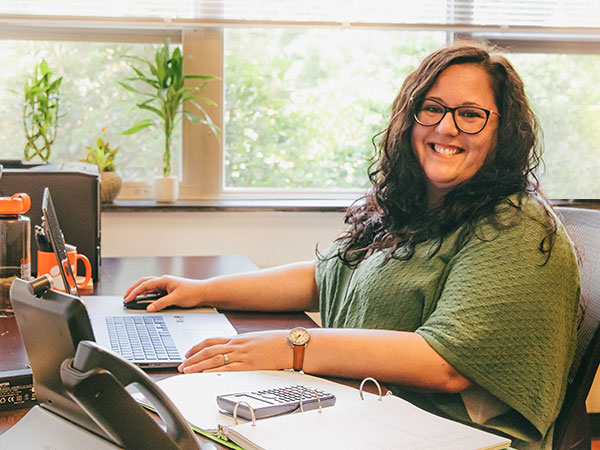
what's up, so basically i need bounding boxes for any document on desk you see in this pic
[0,406,121,450]
[144,371,511,450]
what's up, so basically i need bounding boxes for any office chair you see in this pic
[553,207,600,450]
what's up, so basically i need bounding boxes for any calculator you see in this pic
[216,385,336,420]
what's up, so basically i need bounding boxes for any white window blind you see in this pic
[1,1,599,30]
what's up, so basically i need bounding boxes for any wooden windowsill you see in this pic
[101,198,600,213]
[101,198,351,213]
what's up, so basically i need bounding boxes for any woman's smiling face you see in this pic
[411,63,499,207]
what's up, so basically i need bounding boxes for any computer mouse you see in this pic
[123,292,170,310]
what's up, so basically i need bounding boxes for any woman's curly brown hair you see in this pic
[327,41,554,267]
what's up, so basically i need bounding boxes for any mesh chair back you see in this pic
[553,207,600,450]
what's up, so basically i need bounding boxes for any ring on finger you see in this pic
[223,353,230,365]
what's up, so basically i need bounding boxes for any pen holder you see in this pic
[37,245,92,291]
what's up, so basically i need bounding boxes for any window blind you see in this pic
[1,0,599,30]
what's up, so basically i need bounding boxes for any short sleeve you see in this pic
[416,207,580,437]
[314,243,354,328]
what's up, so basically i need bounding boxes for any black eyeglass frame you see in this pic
[413,98,501,135]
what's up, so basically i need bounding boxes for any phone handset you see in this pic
[60,340,202,450]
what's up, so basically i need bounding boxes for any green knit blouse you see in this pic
[315,194,580,450]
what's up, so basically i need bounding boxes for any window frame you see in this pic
[2,13,600,201]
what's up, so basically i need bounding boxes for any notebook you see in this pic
[41,187,237,368]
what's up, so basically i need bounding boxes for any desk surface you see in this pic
[0,255,317,441]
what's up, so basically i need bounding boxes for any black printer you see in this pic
[0,161,101,281]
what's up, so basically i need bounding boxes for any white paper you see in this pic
[0,406,122,450]
[226,391,511,450]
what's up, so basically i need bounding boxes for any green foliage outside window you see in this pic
[224,29,444,190]
[510,53,600,198]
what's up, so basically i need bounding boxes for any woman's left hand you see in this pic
[177,330,292,373]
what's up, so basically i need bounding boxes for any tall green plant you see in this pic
[119,39,219,177]
[23,59,62,162]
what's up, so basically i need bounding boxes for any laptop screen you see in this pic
[41,187,80,297]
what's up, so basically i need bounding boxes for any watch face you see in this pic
[288,327,310,345]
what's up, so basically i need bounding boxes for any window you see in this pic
[509,52,600,199]
[0,41,177,180]
[224,29,445,191]
[1,1,599,200]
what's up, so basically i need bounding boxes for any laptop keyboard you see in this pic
[106,316,181,362]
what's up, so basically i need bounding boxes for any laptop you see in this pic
[41,187,237,368]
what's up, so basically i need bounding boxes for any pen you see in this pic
[34,225,53,252]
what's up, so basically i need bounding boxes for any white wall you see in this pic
[101,210,346,268]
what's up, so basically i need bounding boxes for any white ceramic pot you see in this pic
[154,176,179,203]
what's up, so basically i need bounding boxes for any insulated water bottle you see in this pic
[0,193,32,316]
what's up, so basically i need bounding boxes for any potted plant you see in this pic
[119,39,219,202]
[23,59,62,162]
[81,126,122,203]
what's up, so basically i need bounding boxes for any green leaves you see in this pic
[119,38,220,177]
[81,130,119,172]
[122,119,154,135]
[23,58,62,161]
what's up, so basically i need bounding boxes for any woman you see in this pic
[125,42,580,449]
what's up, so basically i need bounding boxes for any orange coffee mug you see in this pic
[37,244,92,291]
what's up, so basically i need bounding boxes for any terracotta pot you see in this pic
[100,171,122,203]
[154,176,179,202]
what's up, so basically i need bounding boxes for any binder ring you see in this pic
[233,401,256,426]
[299,387,323,413]
[359,377,383,401]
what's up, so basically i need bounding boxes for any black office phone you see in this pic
[61,340,200,450]
[11,276,205,450]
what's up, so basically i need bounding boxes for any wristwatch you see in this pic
[287,327,310,371]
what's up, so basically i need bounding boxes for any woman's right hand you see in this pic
[123,275,206,311]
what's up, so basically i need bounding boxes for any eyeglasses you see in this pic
[414,98,500,135]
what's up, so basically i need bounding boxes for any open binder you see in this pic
[142,370,512,450]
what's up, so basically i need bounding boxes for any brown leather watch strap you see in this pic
[288,327,310,371]
[292,344,306,371]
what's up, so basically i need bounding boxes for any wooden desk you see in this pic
[0,255,317,440]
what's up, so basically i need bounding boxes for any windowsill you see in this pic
[551,199,600,209]
[101,198,351,212]
[102,198,600,213]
